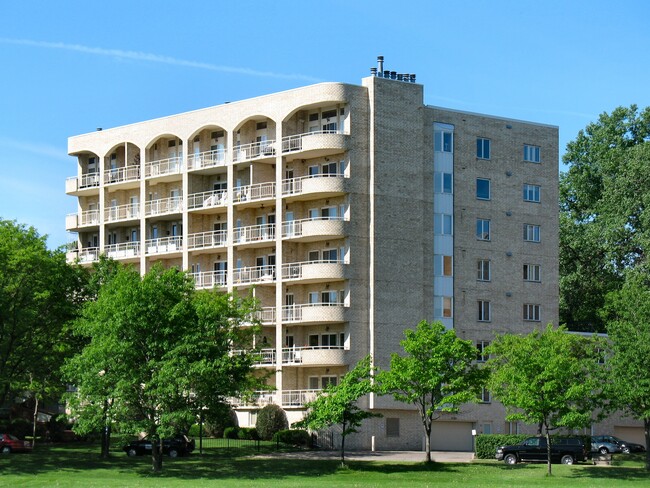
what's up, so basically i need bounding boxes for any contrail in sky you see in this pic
[0,38,321,82]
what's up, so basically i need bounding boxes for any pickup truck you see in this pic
[496,436,588,465]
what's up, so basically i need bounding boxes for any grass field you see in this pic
[0,443,648,487]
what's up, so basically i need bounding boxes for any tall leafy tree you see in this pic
[297,356,378,466]
[487,325,606,475]
[377,321,486,463]
[601,271,650,471]
[65,264,259,472]
[0,219,84,412]
[560,105,650,330]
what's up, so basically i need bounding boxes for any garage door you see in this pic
[614,426,646,449]
[430,421,474,451]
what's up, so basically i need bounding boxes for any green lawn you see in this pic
[0,444,648,487]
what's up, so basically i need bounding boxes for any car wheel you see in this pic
[127,448,138,457]
[622,446,630,454]
[1,446,11,454]
[168,449,179,458]
[561,454,574,465]
[504,454,517,465]
[599,447,609,455]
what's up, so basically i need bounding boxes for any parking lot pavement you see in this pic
[257,450,475,463]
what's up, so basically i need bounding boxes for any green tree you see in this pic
[602,271,650,470]
[65,264,259,472]
[0,219,84,419]
[486,325,606,475]
[255,404,288,440]
[297,356,378,466]
[560,105,650,330]
[377,320,485,463]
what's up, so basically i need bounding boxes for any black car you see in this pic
[496,436,588,465]
[592,435,646,454]
[123,435,195,458]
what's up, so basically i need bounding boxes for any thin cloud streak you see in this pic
[0,137,69,162]
[0,38,321,83]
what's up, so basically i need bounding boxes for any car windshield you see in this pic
[8,434,19,440]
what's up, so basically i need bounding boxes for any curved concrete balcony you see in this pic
[104,166,140,189]
[234,223,276,249]
[187,230,227,252]
[282,130,349,162]
[104,203,140,224]
[187,190,227,214]
[233,265,276,287]
[232,182,276,209]
[282,217,345,242]
[281,303,346,325]
[187,148,226,173]
[282,260,346,284]
[66,173,100,196]
[105,242,140,262]
[144,156,183,182]
[284,346,347,367]
[145,236,183,257]
[66,210,100,231]
[191,270,227,290]
[145,196,182,218]
[232,140,276,164]
[282,174,346,202]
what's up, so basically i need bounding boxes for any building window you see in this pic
[477,138,490,159]
[523,263,541,282]
[524,145,540,163]
[482,423,492,434]
[434,255,453,277]
[523,184,541,202]
[478,300,491,322]
[434,129,453,153]
[477,259,491,281]
[434,296,453,318]
[386,418,400,438]
[477,340,490,362]
[434,214,453,235]
[523,304,541,321]
[523,224,541,242]
[476,219,491,241]
[476,178,491,200]
[434,172,453,194]
[481,388,491,403]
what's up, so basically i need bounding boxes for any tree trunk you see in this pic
[340,420,346,467]
[100,400,110,458]
[151,438,163,473]
[425,423,432,463]
[644,417,650,471]
[545,428,552,476]
[32,395,39,449]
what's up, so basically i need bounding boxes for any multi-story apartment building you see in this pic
[66,58,595,451]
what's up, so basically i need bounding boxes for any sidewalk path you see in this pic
[256,450,474,463]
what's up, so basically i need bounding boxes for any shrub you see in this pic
[204,406,239,438]
[237,427,259,440]
[272,429,312,447]
[475,434,529,459]
[255,404,288,441]
[223,426,240,439]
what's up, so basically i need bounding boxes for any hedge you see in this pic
[476,434,593,459]
[272,429,312,447]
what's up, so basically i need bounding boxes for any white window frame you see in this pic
[477,259,491,281]
[523,183,541,202]
[434,172,453,194]
[523,263,541,282]
[523,303,541,322]
[476,178,491,200]
[524,144,541,163]
[478,300,491,322]
[434,254,453,277]
[434,213,453,235]
[477,340,490,362]
[434,129,453,153]
[476,219,491,241]
[477,138,490,159]
[481,388,491,403]
[434,296,453,318]
[524,224,541,242]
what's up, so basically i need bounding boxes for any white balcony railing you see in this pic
[104,166,140,185]
[233,182,276,204]
[281,129,341,153]
[234,223,275,245]
[281,173,345,197]
[228,389,321,408]
[105,242,140,259]
[233,265,276,286]
[255,303,345,323]
[70,209,99,227]
[187,148,226,171]
[145,156,183,179]
[191,270,227,289]
[282,389,320,407]
[281,216,344,239]
[145,196,182,217]
[232,140,276,163]
[228,391,277,408]
[187,190,227,210]
[104,203,140,223]
[78,247,100,263]
[145,236,183,255]
[230,346,344,367]
[281,259,343,281]
[66,172,100,191]
[187,230,227,250]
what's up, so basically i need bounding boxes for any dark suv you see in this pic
[123,435,195,458]
[496,436,588,465]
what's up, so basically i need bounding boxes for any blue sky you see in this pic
[1,0,649,248]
